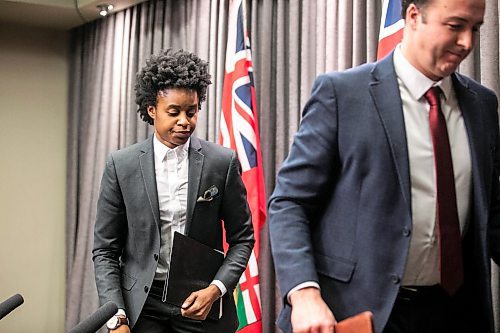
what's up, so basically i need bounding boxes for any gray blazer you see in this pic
[269,53,500,333]
[93,136,254,333]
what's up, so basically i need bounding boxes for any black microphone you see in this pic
[0,294,24,320]
[68,301,118,333]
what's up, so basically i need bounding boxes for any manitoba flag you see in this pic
[377,0,404,59]
[219,0,266,332]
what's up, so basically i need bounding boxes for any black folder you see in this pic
[164,232,225,320]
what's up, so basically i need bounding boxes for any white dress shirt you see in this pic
[153,134,226,296]
[153,135,190,280]
[394,45,471,286]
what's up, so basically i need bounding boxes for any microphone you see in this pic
[68,301,118,333]
[0,294,24,320]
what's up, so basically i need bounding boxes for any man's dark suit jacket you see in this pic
[268,53,500,333]
[93,136,254,333]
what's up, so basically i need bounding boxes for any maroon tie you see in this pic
[425,87,463,295]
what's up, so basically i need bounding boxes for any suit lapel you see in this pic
[369,54,412,214]
[452,74,488,215]
[186,137,204,235]
[139,136,161,229]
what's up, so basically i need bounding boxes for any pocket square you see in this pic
[197,185,219,202]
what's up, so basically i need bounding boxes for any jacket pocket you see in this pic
[121,272,137,291]
[315,253,355,283]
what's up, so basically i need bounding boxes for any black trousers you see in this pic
[132,280,205,333]
[382,285,474,333]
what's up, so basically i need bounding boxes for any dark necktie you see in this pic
[425,87,463,295]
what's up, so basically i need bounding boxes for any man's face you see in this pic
[403,0,485,80]
[147,88,199,148]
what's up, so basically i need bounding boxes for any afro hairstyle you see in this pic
[135,49,212,125]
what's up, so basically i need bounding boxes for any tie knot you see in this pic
[424,87,441,107]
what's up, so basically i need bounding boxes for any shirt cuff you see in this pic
[287,281,320,304]
[211,280,227,296]
[116,309,126,317]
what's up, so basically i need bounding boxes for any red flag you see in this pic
[219,0,266,332]
[377,0,404,60]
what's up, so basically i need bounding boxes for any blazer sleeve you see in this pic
[92,154,127,309]
[268,73,340,299]
[214,152,255,293]
[487,94,500,265]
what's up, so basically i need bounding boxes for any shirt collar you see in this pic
[153,134,190,164]
[393,44,453,102]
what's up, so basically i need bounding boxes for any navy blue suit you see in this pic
[268,54,500,333]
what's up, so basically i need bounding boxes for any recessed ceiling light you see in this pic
[97,4,114,17]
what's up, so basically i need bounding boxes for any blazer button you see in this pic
[391,275,400,284]
[144,286,149,293]
[403,228,411,237]
[154,254,159,261]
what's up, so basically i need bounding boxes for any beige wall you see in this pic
[0,23,69,332]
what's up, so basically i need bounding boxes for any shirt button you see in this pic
[391,275,400,284]
[154,254,159,261]
[403,228,411,237]
[144,286,149,293]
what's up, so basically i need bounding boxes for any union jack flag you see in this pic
[219,0,266,332]
[377,0,404,59]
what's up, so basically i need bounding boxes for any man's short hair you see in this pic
[402,0,432,19]
[134,49,212,125]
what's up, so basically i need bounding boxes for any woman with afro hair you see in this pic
[93,49,254,333]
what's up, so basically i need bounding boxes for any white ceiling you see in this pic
[0,0,148,30]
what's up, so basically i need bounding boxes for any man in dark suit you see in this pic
[93,49,254,333]
[268,0,500,332]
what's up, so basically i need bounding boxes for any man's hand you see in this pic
[181,284,221,320]
[109,325,130,333]
[289,287,336,333]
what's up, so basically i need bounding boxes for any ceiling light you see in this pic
[97,4,114,17]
